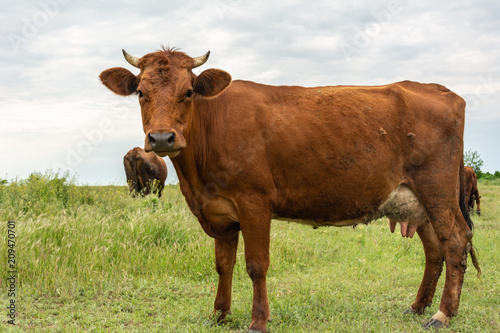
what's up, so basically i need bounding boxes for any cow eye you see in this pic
[137,90,144,98]
[185,90,194,98]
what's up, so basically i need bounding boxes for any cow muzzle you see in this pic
[145,131,186,157]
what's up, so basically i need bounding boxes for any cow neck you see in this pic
[171,96,220,206]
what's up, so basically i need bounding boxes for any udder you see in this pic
[378,184,428,238]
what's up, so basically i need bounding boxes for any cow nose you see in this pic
[148,132,176,151]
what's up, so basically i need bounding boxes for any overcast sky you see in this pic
[1,0,499,185]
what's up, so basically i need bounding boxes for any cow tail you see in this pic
[459,158,481,278]
[459,159,473,231]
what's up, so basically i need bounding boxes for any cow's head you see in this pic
[99,48,232,157]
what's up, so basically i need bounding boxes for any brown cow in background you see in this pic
[464,166,481,215]
[101,48,480,332]
[124,147,167,197]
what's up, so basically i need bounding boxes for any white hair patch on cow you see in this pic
[378,184,427,223]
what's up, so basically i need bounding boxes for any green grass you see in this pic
[0,172,499,332]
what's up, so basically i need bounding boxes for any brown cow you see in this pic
[100,48,480,332]
[123,147,167,197]
[464,166,481,215]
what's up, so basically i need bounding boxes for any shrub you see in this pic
[0,170,78,219]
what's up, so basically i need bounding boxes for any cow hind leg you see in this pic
[422,209,472,329]
[406,221,444,315]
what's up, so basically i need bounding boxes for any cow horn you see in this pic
[192,51,210,68]
[122,49,140,68]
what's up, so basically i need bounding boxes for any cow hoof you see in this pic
[422,318,445,330]
[404,305,428,315]
[404,307,424,315]
[404,307,417,315]
[203,319,215,327]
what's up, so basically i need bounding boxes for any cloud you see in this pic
[1,0,500,184]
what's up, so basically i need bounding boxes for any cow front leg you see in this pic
[407,221,443,315]
[238,203,272,333]
[214,232,239,322]
[244,235,271,333]
[474,193,481,216]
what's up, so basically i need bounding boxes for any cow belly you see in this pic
[272,184,428,230]
[271,216,370,227]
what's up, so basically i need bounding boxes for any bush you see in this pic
[479,171,500,181]
[0,170,79,219]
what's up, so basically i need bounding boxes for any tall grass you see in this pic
[1,172,213,296]
[0,172,498,332]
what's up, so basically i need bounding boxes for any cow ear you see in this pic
[99,67,138,96]
[193,69,232,97]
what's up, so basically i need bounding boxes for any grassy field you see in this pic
[0,172,499,332]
